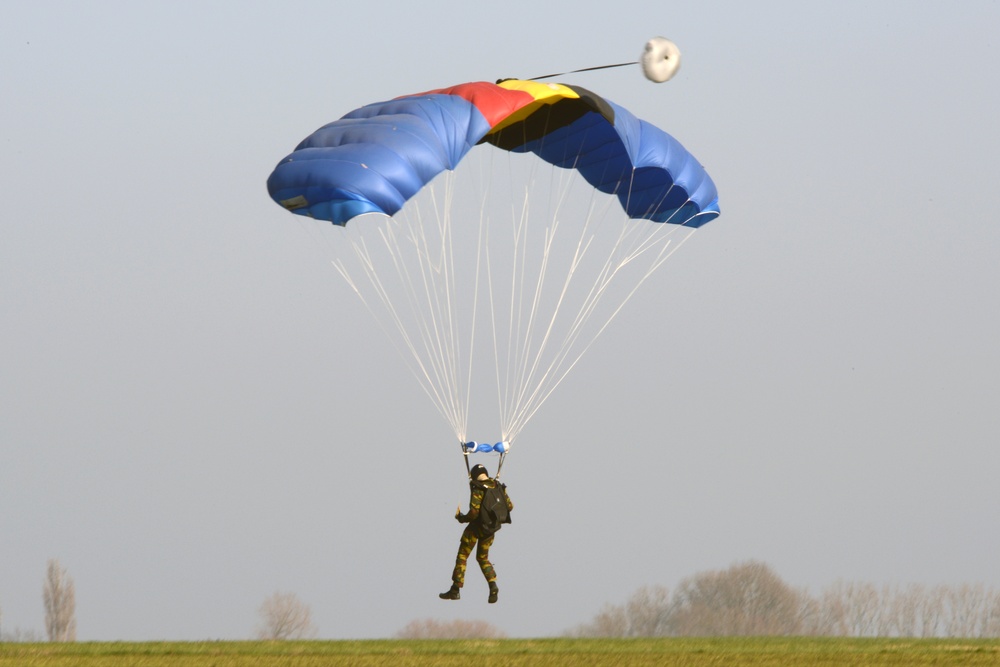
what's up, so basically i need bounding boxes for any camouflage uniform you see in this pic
[451,479,514,587]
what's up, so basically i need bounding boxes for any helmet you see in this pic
[469,464,489,481]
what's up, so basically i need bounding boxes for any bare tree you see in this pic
[811,581,849,636]
[256,592,317,640]
[887,583,924,637]
[43,560,76,642]
[816,580,1000,638]
[623,586,672,637]
[919,585,948,637]
[984,589,1000,638]
[571,586,671,637]
[795,590,825,636]
[846,582,883,637]
[571,602,629,637]
[396,618,506,639]
[943,583,994,638]
[667,561,807,636]
[574,562,807,637]
[1,625,43,642]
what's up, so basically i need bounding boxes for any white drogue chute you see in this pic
[641,37,682,83]
[526,37,683,84]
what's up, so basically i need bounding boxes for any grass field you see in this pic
[3,638,1000,666]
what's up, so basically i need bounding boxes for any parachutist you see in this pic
[440,464,513,604]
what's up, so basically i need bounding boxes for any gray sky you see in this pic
[2,0,999,641]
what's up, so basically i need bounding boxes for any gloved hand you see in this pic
[455,505,467,523]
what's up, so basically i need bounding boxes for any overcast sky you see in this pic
[2,0,999,641]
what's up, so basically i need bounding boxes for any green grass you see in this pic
[2,637,999,666]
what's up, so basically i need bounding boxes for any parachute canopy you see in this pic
[267,78,719,448]
[267,79,719,229]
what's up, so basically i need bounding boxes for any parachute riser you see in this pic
[461,440,510,480]
[495,451,507,481]
[461,442,473,479]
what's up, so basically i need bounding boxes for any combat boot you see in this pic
[439,585,461,600]
[488,581,499,604]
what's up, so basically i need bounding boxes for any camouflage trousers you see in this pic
[451,524,496,587]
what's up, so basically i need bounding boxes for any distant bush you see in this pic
[396,618,507,639]
[255,592,317,640]
[0,627,43,642]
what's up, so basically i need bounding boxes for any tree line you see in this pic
[7,559,998,640]
[570,561,1000,639]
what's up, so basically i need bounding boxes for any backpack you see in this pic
[473,481,511,536]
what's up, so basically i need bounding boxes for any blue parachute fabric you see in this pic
[268,94,491,225]
[267,81,719,228]
[512,100,719,226]
[463,441,509,454]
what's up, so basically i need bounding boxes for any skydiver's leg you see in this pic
[476,533,500,603]
[475,532,496,583]
[451,525,479,588]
